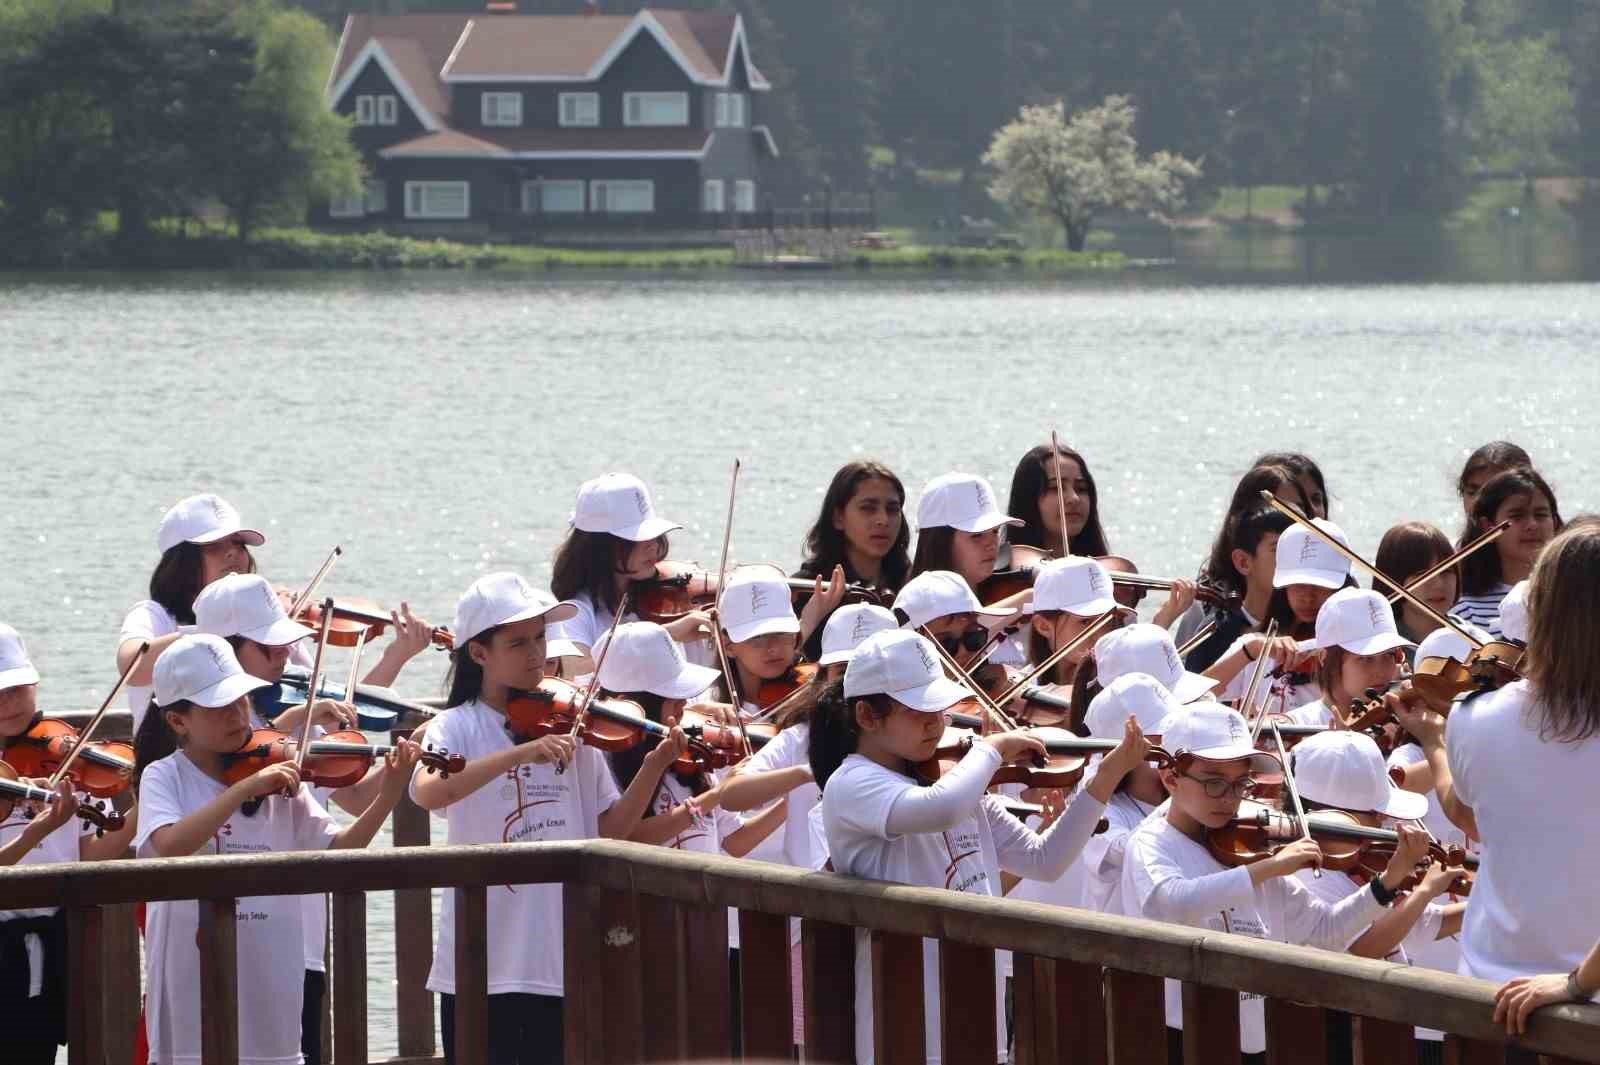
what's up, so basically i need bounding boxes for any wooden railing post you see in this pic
[737,910,793,1061]
[1104,968,1166,1065]
[563,881,644,1064]
[1352,1014,1416,1065]
[390,731,435,1060]
[103,901,142,1065]
[938,940,997,1063]
[682,903,730,1059]
[1443,1036,1506,1065]
[637,893,686,1059]
[1013,956,1108,1065]
[66,904,104,1065]
[453,885,489,1065]
[331,890,368,1065]
[1265,999,1328,1065]
[802,918,855,1063]
[198,897,240,1065]
[1182,980,1241,1064]
[870,930,924,1065]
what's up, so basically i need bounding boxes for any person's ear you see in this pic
[468,639,492,669]
[853,699,881,731]
[1231,547,1253,578]
[831,506,847,533]
[1030,613,1054,640]
[1158,768,1180,795]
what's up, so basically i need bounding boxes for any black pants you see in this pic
[440,991,563,1065]
[1,913,66,1065]
[301,969,327,1065]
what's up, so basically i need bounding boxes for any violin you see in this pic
[756,662,819,710]
[504,677,745,774]
[0,759,125,836]
[220,728,463,789]
[978,544,1235,610]
[633,563,892,624]
[1096,555,1239,611]
[3,715,136,799]
[914,726,1168,791]
[294,598,455,651]
[1010,684,1075,728]
[1408,641,1523,711]
[1207,802,1476,878]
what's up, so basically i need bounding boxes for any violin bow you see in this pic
[1384,519,1511,607]
[288,546,343,618]
[1236,618,1278,720]
[47,641,148,790]
[567,590,629,756]
[920,625,1021,732]
[1176,619,1219,658]
[292,599,338,783]
[1259,491,1484,651]
[343,628,368,712]
[991,608,1119,708]
[1248,677,1289,746]
[1050,430,1070,558]
[707,458,756,760]
[1268,719,1320,878]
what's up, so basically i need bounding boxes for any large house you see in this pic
[321,5,779,229]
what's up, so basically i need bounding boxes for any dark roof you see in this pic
[380,127,714,159]
[327,14,469,119]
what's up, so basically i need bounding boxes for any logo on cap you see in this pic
[973,481,993,512]
[749,584,769,615]
[850,612,872,641]
[1298,534,1320,564]
[208,496,228,522]
[1088,567,1109,597]
[633,488,648,517]
[1227,715,1245,743]
[1163,642,1182,674]
[657,629,683,665]
[1366,598,1385,628]
[914,639,935,675]
[258,581,283,619]
[206,641,231,675]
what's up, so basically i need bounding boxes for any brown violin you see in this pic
[914,726,1172,790]
[1208,803,1476,878]
[3,715,135,800]
[756,662,819,710]
[220,728,463,789]
[295,597,455,652]
[0,759,125,836]
[633,563,892,624]
[979,544,1235,610]
[1409,641,1523,711]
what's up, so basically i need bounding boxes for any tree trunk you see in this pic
[1064,218,1090,252]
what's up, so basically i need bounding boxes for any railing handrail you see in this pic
[2,838,1598,1059]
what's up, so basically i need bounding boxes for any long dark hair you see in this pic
[1373,522,1454,639]
[551,529,669,617]
[1461,468,1563,596]
[798,461,911,591]
[1252,451,1329,516]
[1525,520,1600,742]
[1198,465,1308,592]
[149,543,257,625]
[608,690,710,803]
[807,679,892,789]
[1006,443,1110,557]
[909,526,959,579]
[1456,441,1531,521]
[134,699,189,781]
[442,625,504,706]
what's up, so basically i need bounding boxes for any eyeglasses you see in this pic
[937,627,989,656]
[1181,773,1257,799]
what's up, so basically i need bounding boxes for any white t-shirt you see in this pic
[1078,791,1159,916]
[1448,680,1600,983]
[1284,700,1334,728]
[735,721,819,870]
[120,600,184,730]
[550,589,717,669]
[1215,636,1320,717]
[412,699,620,996]
[0,804,90,919]
[1386,741,1471,981]
[135,751,339,1065]
[732,700,788,867]
[1121,816,1383,1053]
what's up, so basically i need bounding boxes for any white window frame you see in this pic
[329,191,365,218]
[481,92,523,127]
[522,179,586,214]
[623,92,688,127]
[559,92,599,128]
[715,92,745,128]
[734,179,756,213]
[377,95,398,126]
[354,95,375,126]
[364,179,388,214]
[702,179,725,213]
[404,180,470,220]
[590,179,655,214]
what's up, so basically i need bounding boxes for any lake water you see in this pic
[3,268,1599,1054]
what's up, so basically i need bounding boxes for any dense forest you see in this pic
[337,0,1597,220]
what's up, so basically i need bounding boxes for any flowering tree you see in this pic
[984,96,1201,250]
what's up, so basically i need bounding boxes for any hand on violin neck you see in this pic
[1378,824,1431,892]
[24,778,79,837]
[1086,716,1151,803]
[1150,579,1198,629]
[1386,691,1445,748]
[375,737,423,806]
[981,729,1047,766]
[644,722,690,771]
[240,762,302,801]
[380,601,435,663]
[1415,861,1466,901]
[662,610,714,643]
[1249,837,1324,885]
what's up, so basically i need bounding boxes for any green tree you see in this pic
[984,96,1201,250]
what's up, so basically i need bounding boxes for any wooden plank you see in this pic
[1103,968,1166,1065]
[938,939,996,1064]
[66,905,104,1065]
[802,918,855,1064]
[562,881,643,1065]
[637,892,686,1060]
[332,891,368,1065]
[1182,980,1241,1065]
[871,930,925,1065]
[102,901,143,1065]
[1058,959,1109,1065]
[388,786,436,1060]
[737,910,793,1062]
[1442,1035,1505,1065]
[199,897,240,1065]
[452,885,488,1065]
[1352,1013,1416,1065]
[682,902,731,1060]
[1265,999,1327,1065]
[1011,953,1054,1065]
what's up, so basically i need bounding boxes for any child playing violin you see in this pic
[1283,588,1412,728]
[1373,522,1458,648]
[0,624,138,1065]
[1119,703,1431,1063]
[409,572,684,1065]
[1005,442,1111,558]
[1453,467,1560,639]
[793,461,911,660]
[893,570,1020,700]
[1016,556,1123,724]
[813,628,1148,1065]
[132,634,419,1065]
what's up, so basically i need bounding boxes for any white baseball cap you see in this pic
[1093,623,1217,703]
[570,473,681,542]
[818,604,898,666]
[1313,588,1414,655]
[452,572,578,647]
[1084,673,1182,740]
[893,571,1013,630]
[1290,731,1429,821]
[1159,703,1279,774]
[1033,556,1118,617]
[156,493,265,556]
[915,473,1022,534]
[0,624,39,691]
[194,574,314,647]
[1499,580,1528,642]
[594,621,720,699]
[718,565,801,644]
[843,629,970,713]
[152,634,270,708]
[1273,519,1352,590]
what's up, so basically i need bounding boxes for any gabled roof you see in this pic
[380,127,715,160]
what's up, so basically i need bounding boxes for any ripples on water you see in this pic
[3,271,1598,1051]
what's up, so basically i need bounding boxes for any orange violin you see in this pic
[756,663,819,709]
[0,759,125,835]
[504,677,744,774]
[633,563,892,624]
[3,715,135,799]
[295,597,455,651]
[220,728,463,789]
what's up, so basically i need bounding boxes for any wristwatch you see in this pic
[1566,968,1589,1001]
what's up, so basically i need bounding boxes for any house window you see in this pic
[481,92,523,127]
[715,93,745,128]
[364,179,388,214]
[559,93,599,127]
[734,180,756,213]
[404,181,470,219]
[522,179,585,213]
[590,180,654,214]
[329,191,365,218]
[377,95,398,126]
[623,92,688,127]
[702,179,724,213]
[354,95,375,126]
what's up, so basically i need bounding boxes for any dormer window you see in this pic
[482,92,523,127]
[377,95,397,126]
[355,95,376,125]
[624,92,688,127]
[714,93,745,128]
